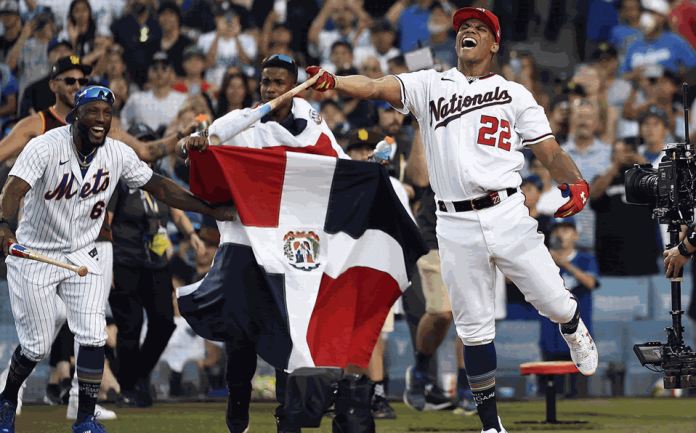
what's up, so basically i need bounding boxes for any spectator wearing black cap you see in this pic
[173,45,214,97]
[17,39,73,119]
[108,122,205,408]
[111,0,163,88]
[6,6,56,100]
[354,20,401,76]
[120,51,187,134]
[0,0,22,64]
[158,1,193,78]
[370,100,414,179]
[198,6,258,87]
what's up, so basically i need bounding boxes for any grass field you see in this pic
[12,399,696,433]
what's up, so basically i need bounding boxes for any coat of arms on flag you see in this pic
[283,231,321,271]
[178,144,428,372]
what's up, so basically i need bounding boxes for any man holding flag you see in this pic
[178,54,427,433]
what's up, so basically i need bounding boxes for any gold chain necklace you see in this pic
[70,128,97,168]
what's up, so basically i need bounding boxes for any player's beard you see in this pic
[75,121,110,152]
[57,92,74,109]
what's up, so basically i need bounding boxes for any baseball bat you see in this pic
[208,72,322,146]
[7,242,88,277]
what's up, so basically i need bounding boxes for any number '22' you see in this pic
[477,115,511,151]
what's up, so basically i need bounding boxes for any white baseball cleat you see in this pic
[0,367,25,415]
[560,317,598,376]
[481,416,507,433]
[67,395,117,420]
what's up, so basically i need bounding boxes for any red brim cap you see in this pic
[453,7,501,43]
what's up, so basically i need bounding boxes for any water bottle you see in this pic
[370,137,394,163]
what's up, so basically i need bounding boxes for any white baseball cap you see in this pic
[641,0,670,15]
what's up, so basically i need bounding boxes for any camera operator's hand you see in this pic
[664,246,690,278]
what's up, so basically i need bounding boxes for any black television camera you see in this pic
[624,84,696,390]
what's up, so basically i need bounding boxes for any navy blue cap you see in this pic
[549,216,576,228]
[373,100,393,111]
[66,85,115,124]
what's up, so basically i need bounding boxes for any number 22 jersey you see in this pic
[393,68,553,202]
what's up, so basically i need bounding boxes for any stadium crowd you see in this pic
[0,0,695,424]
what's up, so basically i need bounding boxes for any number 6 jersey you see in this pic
[393,68,553,201]
[8,125,153,272]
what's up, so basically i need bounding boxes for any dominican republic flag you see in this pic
[177,145,428,372]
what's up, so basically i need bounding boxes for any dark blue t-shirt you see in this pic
[587,0,620,42]
[539,250,599,354]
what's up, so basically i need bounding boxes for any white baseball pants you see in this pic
[6,244,111,362]
[436,192,577,345]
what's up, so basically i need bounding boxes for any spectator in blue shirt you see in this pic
[587,0,621,42]
[386,0,446,54]
[539,217,599,398]
[609,0,642,65]
[619,0,696,75]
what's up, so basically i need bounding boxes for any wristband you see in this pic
[334,74,340,89]
[180,141,188,156]
[686,225,696,246]
[678,242,693,257]
[177,130,185,140]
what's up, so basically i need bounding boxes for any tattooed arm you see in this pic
[109,121,198,163]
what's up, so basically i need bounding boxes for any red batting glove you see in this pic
[554,180,590,218]
[306,66,338,92]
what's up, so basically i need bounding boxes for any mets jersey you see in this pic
[8,125,153,272]
[393,68,553,201]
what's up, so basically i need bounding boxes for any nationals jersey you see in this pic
[9,125,153,272]
[393,68,553,201]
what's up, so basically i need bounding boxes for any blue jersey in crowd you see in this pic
[397,5,431,53]
[619,31,696,74]
[539,250,599,354]
[587,0,620,42]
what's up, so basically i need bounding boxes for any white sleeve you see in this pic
[197,33,215,53]
[390,70,435,120]
[241,35,258,61]
[118,141,154,189]
[208,107,263,145]
[120,96,135,132]
[389,177,415,222]
[8,137,50,187]
[514,87,554,146]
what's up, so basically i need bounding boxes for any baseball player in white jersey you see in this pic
[306,7,598,433]
[182,54,349,433]
[0,85,236,433]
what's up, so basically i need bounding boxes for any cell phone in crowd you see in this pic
[405,47,435,72]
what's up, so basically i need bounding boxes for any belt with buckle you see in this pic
[438,188,518,212]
